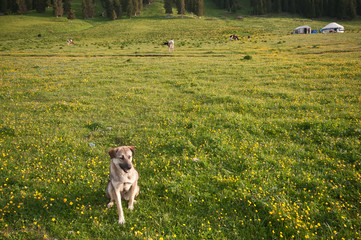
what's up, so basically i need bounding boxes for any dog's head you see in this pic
[109,146,135,173]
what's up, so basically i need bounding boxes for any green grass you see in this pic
[0,1,361,239]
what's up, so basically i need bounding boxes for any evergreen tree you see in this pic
[53,0,63,17]
[34,0,46,13]
[87,0,95,18]
[258,0,265,14]
[100,0,106,8]
[282,0,289,12]
[120,0,126,12]
[315,0,323,17]
[46,0,51,7]
[225,0,230,11]
[265,0,272,12]
[67,8,76,20]
[176,0,186,16]
[164,0,173,15]
[26,0,34,10]
[112,9,117,19]
[114,0,122,18]
[184,0,193,13]
[273,0,281,13]
[9,0,19,14]
[197,0,204,15]
[25,0,32,10]
[1,0,8,13]
[328,0,337,16]
[346,0,357,19]
[64,0,71,14]
[231,0,238,12]
[137,0,142,14]
[127,0,136,17]
[357,0,361,15]
[289,0,296,13]
[336,0,346,18]
[82,0,89,18]
[16,0,27,14]
[105,0,114,18]
[309,0,316,17]
[132,0,138,15]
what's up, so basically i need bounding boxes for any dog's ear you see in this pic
[128,146,135,155]
[108,148,118,159]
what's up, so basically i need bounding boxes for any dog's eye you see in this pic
[120,155,124,160]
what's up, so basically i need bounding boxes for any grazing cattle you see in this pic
[164,40,174,52]
[230,35,239,40]
[67,39,74,45]
[38,34,41,37]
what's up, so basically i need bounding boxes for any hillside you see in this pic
[0,2,361,240]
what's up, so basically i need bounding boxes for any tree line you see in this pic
[1,0,361,19]
[212,0,361,19]
[0,0,204,18]
[164,0,204,16]
[0,0,146,19]
[212,0,239,12]
[249,0,361,19]
[0,0,94,19]
[100,0,145,19]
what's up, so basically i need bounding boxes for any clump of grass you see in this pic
[86,122,103,131]
[243,55,252,60]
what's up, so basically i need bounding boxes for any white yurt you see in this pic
[321,22,344,33]
[294,25,312,34]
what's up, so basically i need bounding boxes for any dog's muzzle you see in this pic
[119,163,132,173]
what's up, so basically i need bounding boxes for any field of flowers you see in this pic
[1,2,361,239]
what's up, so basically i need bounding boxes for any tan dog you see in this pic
[106,146,139,224]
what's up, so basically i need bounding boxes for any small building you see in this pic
[321,22,344,33]
[294,25,311,34]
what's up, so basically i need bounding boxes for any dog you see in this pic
[164,40,174,52]
[106,146,139,224]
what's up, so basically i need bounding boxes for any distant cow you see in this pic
[230,35,239,40]
[164,40,174,52]
[67,39,74,45]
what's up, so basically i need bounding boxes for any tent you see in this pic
[294,25,311,34]
[321,22,344,33]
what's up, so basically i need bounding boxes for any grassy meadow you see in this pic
[1,1,361,239]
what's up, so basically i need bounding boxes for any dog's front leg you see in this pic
[106,181,115,208]
[128,181,139,210]
[115,189,125,224]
